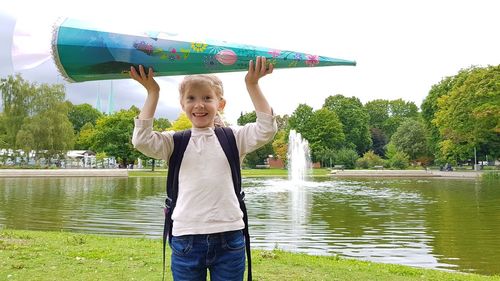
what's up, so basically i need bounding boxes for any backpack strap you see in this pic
[214,127,252,281]
[163,129,191,281]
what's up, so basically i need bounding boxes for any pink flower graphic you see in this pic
[305,54,319,66]
[133,41,154,55]
[268,49,281,58]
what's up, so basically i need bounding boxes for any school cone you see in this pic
[52,18,356,82]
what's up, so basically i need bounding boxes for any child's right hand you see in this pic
[130,65,160,94]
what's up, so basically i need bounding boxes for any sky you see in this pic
[1,0,499,124]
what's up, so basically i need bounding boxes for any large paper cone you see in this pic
[52,18,356,82]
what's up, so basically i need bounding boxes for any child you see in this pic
[131,56,277,281]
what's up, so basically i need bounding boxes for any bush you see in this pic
[389,151,410,169]
[334,148,358,169]
[356,150,384,169]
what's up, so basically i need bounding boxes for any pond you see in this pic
[0,176,499,275]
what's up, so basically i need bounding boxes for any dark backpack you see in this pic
[162,127,252,281]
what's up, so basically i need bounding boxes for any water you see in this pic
[1,177,499,275]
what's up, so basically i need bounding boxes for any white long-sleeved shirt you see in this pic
[132,112,277,236]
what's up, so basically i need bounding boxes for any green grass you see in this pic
[482,171,500,180]
[129,168,331,178]
[1,229,499,281]
[128,169,168,177]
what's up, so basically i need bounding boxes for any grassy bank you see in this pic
[129,168,330,177]
[1,230,499,281]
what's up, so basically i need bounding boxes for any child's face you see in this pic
[180,84,225,128]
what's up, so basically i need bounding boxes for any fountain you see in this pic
[287,130,312,236]
[287,130,312,182]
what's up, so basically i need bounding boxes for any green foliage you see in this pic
[67,102,103,133]
[390,119,429,160]
[421,72,468,155]
[275,114,289,131]
[0,75,74,159]
[169,112,192,131]
[433,65,500,163]
[272,130,288,165]
[334,148,359,169]
[15,129,34,161]
[75,122,95,150]
[242,142,274,168]
[365,98,419,140]
[287,104,314,135]
[153,117,171,131]
[289,105,345,163]
[370,127,388,157]
[323,95,372,154]
[92,107,141,166]
[0,74,35,148]
[385,142,398,159]
[389,151,410,169]
[237,111,257,125]
[365,99,390,129]
[356,150,385,169]
[238,111,273,168]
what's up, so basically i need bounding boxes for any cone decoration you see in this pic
[52,18,356,82]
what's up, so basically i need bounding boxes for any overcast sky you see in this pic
[1,0,499,124]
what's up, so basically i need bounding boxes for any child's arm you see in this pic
[233,57,277,157]
[130,65,160,119]
[130,65,174,161]
[245,56,274,115]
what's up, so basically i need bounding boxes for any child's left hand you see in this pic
[245,56,274,85]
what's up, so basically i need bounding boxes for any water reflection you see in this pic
[1,176,499,275]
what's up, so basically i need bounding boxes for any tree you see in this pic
[0,75,35,147]
[365,99,390,129]
[290,107,345,163]
[75,122,96,150]
[67,102,103,133]
[1,75,75,162]
[237,111,273,168]
[389,119,429,161]
[92,107,141,167]
[365,98,419,140]
[275,114,289,131]
[433,65,500,163]
[13,83,75,160]
[422,74,463,156]
[384,99,419,138]
[288,104,345,163]
[0,113,8,148]
[272,130,288,165]
[15,129,35,163]
[20,101,75,160]
[287,104,314,135]
[170,112,192,131]
[154,118,172,131]
[323,95,371,154]
[237,111,257,126]
[370,128,388,157]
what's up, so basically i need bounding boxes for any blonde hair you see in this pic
[179,74,226,127]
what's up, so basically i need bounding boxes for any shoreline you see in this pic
[330,169,482,179]
[0,169,128,178]
[0,168,487,179]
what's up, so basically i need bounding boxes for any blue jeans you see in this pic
[170,230,246,281]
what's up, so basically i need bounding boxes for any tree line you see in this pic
[1,64,498,169]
